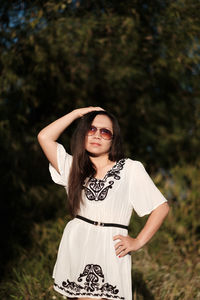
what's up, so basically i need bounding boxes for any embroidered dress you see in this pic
[49,143,167,300]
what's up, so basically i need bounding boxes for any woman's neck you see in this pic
[90,154,109,167]
[89,154,115,176]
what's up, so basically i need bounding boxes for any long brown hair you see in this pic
[68,110,124,216]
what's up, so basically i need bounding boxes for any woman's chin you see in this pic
[86,150,108,158]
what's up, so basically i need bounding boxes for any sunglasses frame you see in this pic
[87,125,113,140]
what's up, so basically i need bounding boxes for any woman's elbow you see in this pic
[37,131,48,141]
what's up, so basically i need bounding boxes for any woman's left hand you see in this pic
[113,235,142,257]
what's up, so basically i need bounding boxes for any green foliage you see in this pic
[1,0,199,167]
[164,164,200,253]
[0,218,68,300]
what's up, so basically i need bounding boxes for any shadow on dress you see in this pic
[132,269,155,300]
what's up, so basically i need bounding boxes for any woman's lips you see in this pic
[90,142,101,146]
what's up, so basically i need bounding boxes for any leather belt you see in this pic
[75,215,128,230]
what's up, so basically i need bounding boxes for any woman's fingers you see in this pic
[118,249,129,258]
[113,235,125,249]
[113,235,129,257]
[92,106,104,110]
[116,245,127,256]
[113,234,141,257]
[113,234,123,241]
[114,241,124,250]
[76,106,105,117]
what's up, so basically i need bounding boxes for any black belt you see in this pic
[75,215,128,230]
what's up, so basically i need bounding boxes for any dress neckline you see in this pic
[91,158,125,181]
[84,158,127,201]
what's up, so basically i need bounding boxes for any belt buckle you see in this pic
[95,221,104,226]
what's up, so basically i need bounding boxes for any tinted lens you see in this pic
[87,125,97,136]
[87,126,113,140]
[100,128,113,140]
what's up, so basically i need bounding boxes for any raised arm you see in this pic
[37,107,103,173]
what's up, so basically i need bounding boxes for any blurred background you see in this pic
[0,1,200,299]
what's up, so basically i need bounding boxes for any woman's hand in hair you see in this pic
[74,106,104,118]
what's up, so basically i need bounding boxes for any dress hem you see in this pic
[53,282,125,300]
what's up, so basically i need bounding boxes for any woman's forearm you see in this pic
[37,106,104,142]
[37,106,103,173]
[37,110,79,141]
[113,202,169,257]
[136,202,170,248]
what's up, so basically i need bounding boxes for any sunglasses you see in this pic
[87,125,113,140]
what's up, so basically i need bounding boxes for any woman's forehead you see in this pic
[91,114,113,129]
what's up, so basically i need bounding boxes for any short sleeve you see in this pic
[49,142,72,187]
[129,160,167,217]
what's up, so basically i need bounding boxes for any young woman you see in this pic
[37,107,169,300]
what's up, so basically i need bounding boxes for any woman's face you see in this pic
[85,114,113,157]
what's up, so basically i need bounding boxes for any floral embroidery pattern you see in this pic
[54,264,124,299]
[84,159,126,201]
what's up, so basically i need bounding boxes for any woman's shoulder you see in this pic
[124,158,152,183]
[124,158,148,177]
[125,158,144,169]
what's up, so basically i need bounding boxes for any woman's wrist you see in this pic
[129,237,143,252]
[70,109,82,119]
[135,237,143,249]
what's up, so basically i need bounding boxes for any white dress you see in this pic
[49,143,167,300]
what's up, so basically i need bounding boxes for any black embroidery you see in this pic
[54,264,124,299]
[84,159,126,201]
[84,179,114,201]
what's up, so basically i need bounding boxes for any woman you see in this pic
[37,106,169,300]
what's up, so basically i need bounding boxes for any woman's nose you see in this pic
[93,129,101,138]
